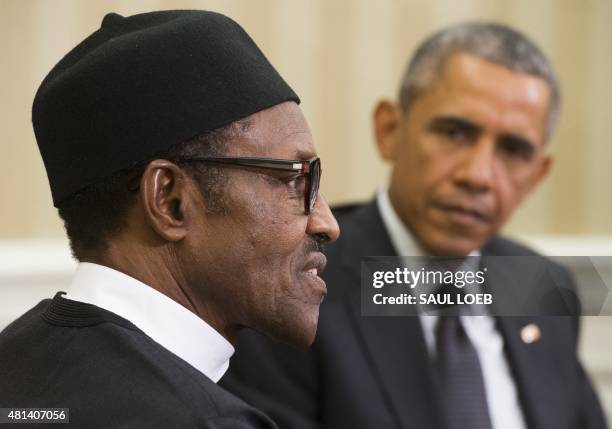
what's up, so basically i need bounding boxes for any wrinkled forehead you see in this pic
[230,101,315,159]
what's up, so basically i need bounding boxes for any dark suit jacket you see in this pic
[0,293,277,429]
[221,199,607,429]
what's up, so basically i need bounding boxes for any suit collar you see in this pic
[335,198,397,268]
[346,291,446,429]
[339,198,445,428]
[482,243,571,427]
[496,317,570,429]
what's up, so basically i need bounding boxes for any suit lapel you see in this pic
[482,243,569,429]
[340,200,445,429]
[496,317,568,429]
[347,292,445,429]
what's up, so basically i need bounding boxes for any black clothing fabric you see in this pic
[221,199,607,429]
[32,10,299,206]
[0,293,278,429]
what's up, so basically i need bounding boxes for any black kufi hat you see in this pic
[32,10,300,206]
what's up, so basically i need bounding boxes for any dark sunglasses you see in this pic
[174,156,321,214]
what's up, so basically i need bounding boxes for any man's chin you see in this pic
[268,309,320,348]
[421,231,488,257]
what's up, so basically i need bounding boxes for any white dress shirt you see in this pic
[63,262,234,383]
[377,190,527,429]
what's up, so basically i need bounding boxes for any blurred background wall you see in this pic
[1,0,611,422]
[1,0,612,238]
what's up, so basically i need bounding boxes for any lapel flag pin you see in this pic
[520,323,541,344]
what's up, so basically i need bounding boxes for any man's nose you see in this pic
[307,193,340,244]
[453,138,496,193]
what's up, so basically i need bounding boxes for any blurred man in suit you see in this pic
[0,10,339,428]
[222,22,607,429]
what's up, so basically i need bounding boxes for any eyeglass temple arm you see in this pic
[183,157,312,173]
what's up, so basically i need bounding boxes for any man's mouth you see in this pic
[306,268,319,277]
[433,201,492,226]
[301,252,328,301]
[303,251,327,276]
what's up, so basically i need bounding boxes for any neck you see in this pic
[83,234,239,344]
[85,244,198,314]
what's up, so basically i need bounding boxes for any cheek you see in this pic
[493,175,530,226]
[405,137,461,197]
[241,209,308,290]
[207,199,296,279]
[241,217,314,338]
[220,182,310,289]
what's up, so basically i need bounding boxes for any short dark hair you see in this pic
[58,119,250,261]
[399,22,560,141]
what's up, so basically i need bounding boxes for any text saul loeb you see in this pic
[370,267,493,306]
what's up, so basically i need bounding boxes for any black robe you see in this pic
[0,292,277,428]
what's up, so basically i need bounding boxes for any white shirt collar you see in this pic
[63,262,234,382]
[376,188,480,258]
[376,189,426,256]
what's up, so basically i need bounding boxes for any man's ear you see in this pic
[526,154,553,196]
[373,100,402,162]
[140,159,195,242]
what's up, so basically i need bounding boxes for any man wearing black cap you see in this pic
[0,10,338,428]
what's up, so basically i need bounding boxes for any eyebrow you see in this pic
[294,149,316,160]
[429,116,481,134]
[498,134,536,157]
[429,115,536,153]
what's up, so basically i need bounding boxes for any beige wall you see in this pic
[1,0,611,239]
